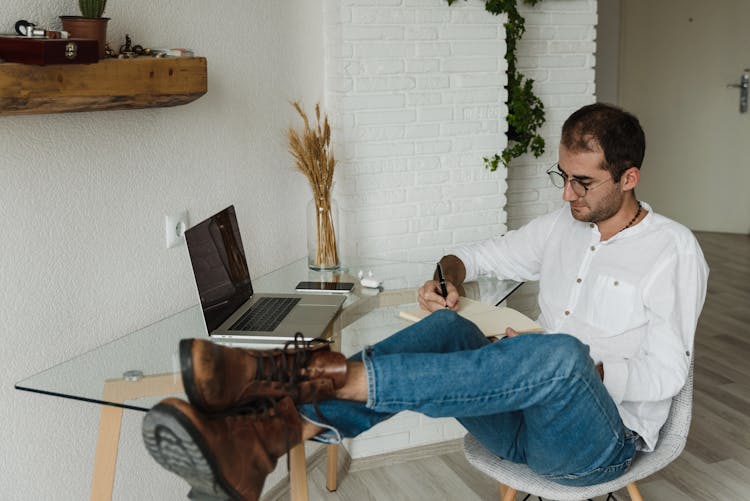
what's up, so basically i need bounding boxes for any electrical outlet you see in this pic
[165,210,189,248]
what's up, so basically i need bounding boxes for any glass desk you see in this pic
[15,257,520,501]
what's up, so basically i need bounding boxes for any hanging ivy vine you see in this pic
[447,0,545,171]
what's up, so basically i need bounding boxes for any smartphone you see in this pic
[295,281,355,293]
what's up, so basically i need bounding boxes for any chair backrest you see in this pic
[657,359,694,446]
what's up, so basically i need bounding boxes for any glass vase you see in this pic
[307,196,340,271]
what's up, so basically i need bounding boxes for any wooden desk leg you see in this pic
[90,404,124,501]
[326,444,338,491]
[289,443,309,501]
[90,373,183,501]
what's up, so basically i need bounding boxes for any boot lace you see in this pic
[253,332,332,387]
[254,333,337,437]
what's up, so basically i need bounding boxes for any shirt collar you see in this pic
[585,201,654,243]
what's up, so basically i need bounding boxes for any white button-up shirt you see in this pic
[450,202,708,451]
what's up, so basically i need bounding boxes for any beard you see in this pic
[569,190,624,224]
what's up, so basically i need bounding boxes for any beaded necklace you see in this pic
[621,201,642,232]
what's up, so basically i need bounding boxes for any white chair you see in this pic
[463,361,694,501]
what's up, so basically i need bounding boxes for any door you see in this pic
[618,0,750,233]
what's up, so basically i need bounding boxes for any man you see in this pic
[142,104,708,500]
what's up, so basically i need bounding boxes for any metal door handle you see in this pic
[727,70,749,113]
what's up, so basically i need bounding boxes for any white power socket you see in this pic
[165,210,189,248]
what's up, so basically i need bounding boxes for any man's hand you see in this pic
[504,327,521,338]
[418,279,460,312]
[418,255,466,312]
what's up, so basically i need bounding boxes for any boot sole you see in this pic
[142,402,239,500]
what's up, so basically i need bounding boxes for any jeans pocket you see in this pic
[544,431,637,487]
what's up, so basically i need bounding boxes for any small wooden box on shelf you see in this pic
[0,56,207,116]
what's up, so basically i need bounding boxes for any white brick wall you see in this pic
[323,0,597,458]
[507,0,597,231]
[325,0,509,263]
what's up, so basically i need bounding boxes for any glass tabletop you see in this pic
[15,256,520,412]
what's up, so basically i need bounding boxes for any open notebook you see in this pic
[399,297,543,338]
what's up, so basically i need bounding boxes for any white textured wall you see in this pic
[1,1,324,499]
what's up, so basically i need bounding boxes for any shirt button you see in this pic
[589,223,595,228]
[576,278,582,283]
[590,246,596,251]
[564,310,570,316]
[614,281,619,286]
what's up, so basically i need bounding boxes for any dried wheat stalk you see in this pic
[288,102,339,267]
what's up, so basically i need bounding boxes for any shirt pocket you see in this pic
[586,274,642,335]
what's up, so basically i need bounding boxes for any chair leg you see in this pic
[498,483,517,501]
[289,443,309,501]
[325,444,338,491]
[626,482,644,501]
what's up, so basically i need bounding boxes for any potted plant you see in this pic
[60,0,109,60]
[288,102,342,271]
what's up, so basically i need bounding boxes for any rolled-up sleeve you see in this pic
[450,208,563,283]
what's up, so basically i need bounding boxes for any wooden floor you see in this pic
[284,231,750,501]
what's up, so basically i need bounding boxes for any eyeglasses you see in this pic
[546,163,613,197]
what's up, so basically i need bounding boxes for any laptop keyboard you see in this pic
[230,297,301,332]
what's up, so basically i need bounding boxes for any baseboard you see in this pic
[261,438,464,500]
[347,438,464,472]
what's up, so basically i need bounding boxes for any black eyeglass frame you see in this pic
[545,163,613,197]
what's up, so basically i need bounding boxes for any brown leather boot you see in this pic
[181,335,347,413]
[142,396,302,501]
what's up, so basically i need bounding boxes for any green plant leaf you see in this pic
[79,0,107,17]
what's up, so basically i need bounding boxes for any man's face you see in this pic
[557,146,624,224]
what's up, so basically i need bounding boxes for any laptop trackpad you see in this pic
[284,305,335,325]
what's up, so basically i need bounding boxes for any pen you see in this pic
[436,262,449,302]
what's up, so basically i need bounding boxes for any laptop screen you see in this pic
[185,206,253,331]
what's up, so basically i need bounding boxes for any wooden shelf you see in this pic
[0,56,207,116]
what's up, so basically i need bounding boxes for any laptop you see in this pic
[184,205,346,344]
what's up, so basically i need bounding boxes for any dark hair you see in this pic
[561,103,646,181]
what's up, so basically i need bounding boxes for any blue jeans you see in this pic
[299,309,636,486]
